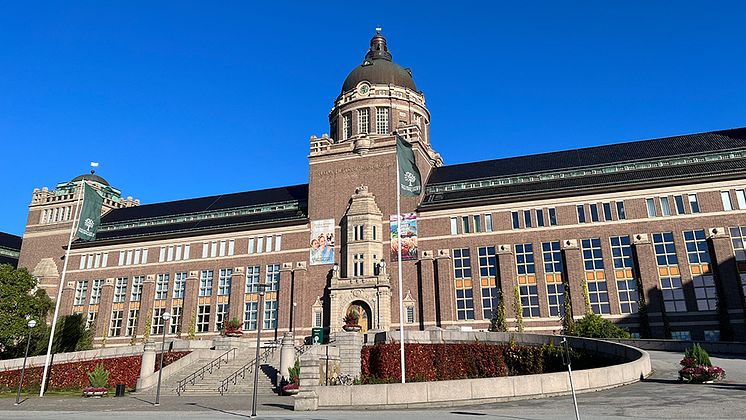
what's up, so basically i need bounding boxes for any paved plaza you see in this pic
[1,350,744,419]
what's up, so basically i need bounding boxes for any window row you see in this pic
[646,194,700,218]
[202,240,235,258]
[159,244,191,262]
[721,189,746,212]
[576,201,626,224]
[511,208,558,229]
[247,235,282,254]
[40,205,73,224]
[79,252,110,270]
[117,248,149,266]
[342,107,391,139]
[449,214,494,235]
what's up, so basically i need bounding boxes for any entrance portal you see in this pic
[347,300,372,332]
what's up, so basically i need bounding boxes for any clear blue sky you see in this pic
[2,1,745,236]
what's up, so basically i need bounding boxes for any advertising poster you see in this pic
[310,219,335,265]
[390,213,418,261]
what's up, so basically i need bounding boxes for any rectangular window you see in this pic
[124,309,140,337]
[536,209,545,227]
[199,270,213,297]
[478,246,498,319]
[74,280,88,306]
[737,190,746,210]
[652,232,687,312]
[266,264,280,291]
[142,249,148,264]
[523,210,532,228]
[542,241,565,318]
[265,236,272,253]
[671,331,691,341]
[730,226,746,299]
[484,214,493,232]
[166,246,174,262]
[126,250,133,265]
[357,108,369,134]
[602,202,613,221]
[114,277,127,303]
[589,203,600,222]
[86,254,94,269]
[610,236,638,314]
[79,254,87,270]
[406,306,415,324]
[90,279,103,304]
[248,237,255,254]
[175,245,182,261]
[169,307,182,334]
[683,230,717,311]
[376,107,389,134]
[118,251,125,266]
[155,274,169,300]
[462,216,471,234]
[256,237,264,254]
[722,191,733,211]
[646,198,656,218]
[453,248,474,320]
[704,330,721,342]
[86,312,96,329]
[353,253,365,277]
[196,305,210,333]
[581,238,611,315]
[244,301,258,331]
[134,249,142,265]
[173,272,186,299]
[372,226,377,240]
[511,211,520,229]
[674,195,686,215]
[342,112,352,140]
[548,208,558,226]
[219,240,226,257]
[109,310,123,336]
[151,308,165,335]
[688,194,700,213]
[274,235,282,251]
[210,241,218,257]
[515,243,539,318]
[450,217,458,235]
[314,311,323,328]
[263,300,278,330]
[577,205,586,224]
[473,215,482,233]
[94,253,101,268]
[246,265,261,293]
[130,276,144,302]
[218,268,233,296]
[202,243,208,258]
[183,244,190,260]
[215,303,229,332]
[660,197,671,216]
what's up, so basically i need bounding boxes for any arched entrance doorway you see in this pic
[347,300,372,332]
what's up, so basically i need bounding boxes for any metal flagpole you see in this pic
[396,144,406,384]
[40,179,85,397]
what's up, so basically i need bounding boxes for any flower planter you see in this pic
[82,387,109,398]
[342,325,361,332]
[225,330,243,337]
[678,366,726,383]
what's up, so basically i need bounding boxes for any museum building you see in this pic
[16,32,746,345]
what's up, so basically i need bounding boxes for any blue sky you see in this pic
[2,1,745,236]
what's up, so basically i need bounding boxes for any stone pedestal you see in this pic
[279,332,296,382]
[137,339,156,388]
[294,352,321,411]
[336,331,363,379]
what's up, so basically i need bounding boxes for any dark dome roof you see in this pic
[341,32,416,93]
[71,172,110,186]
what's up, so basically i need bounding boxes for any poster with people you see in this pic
[310,219,335,265]
[390,213,418,261]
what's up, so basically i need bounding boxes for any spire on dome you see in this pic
[365,31,392,62]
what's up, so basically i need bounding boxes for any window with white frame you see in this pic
[615,201,626,220]
[173,272,186,299]
[516,243,540,317]
[581,238,610,315]
[151,307,166,335]
[478,246,499,319]
[462,216,471,233]
[196,305,210,333]
[406,306,415,324]
[155,274,169,300]
[602,202,613,221]
[248,237,255,254]
[523,210,532,228]
[511,211,520,229]
[244,301,258,330]
[722,191,733,211]
[199,270,213,297]
[453,248,474,320]
[342,112,352,140]
[109,310,123,336]
[357,108,369,134]
[125,309,138,337]
[218,268,232,296]
[577,205,587,223]
[536,209,545,227]
[660,197,672,216]
[473,215,482,232]
[674,195,686,215]
[215,303,229,331]
[548,207,558,225]
[450,217,458,235]
[736,189,746,210]
[114,277,127,303]
[246,265,261,293]
[117,248,148,266]
[652,232,687,312]
[263,300,278,329]
[589,203,600,222]
[671,331,691,341]
[90,279,103,304]
[74,280,88,306]
[130,276,144,302]
[610,235,638,314]
[169,306,182,334]
[683,230,717,311]
[314,310,323,328]
[542,241,565,317]
[688,194,700,213]
[646,198,656,218]
[266,264,280,291]
[484,214,493,232]
[86,311,96,329]
[376,107,389,134]
[353,254,364,276]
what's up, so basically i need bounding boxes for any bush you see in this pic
[87,363,109,388]
[567,313,631,339]
[679,345,724,383]
[684,343,711,367]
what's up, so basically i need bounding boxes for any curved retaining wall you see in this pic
[300,331,651,410]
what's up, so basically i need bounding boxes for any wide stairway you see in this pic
[141,344,283,397]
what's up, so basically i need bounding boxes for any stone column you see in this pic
[228,266,245,323]
[278,263,294,332]
[633,234,666,338]
[181,271,199,336]
[137,275,156,337]
[561,240,587,318]
[295,350,321,411]
[497,244,516,318]
[95,278,115,339]
[59,281,75,317]
[138,339,156,384]
[336,330,363,379]
[279,331,295,383]
[434,250,454,327]
[292,262,307,336]
[417,251,437,327]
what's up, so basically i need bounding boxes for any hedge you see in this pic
[0,351,189,392]
[361,342,610,383]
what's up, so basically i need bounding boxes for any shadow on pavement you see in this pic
[186,402,250,418]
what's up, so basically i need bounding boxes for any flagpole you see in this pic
[39,180,85,397]
[395,137,407,384]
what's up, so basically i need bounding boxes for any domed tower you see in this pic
[328,31,433,148]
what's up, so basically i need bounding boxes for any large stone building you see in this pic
[17,32,746,345]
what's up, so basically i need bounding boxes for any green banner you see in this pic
[76,183,103,241]
[396,133,422,196]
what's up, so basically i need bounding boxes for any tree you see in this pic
[0,264,53,359]
[489,290,507,332]
[567,313,631,339]
[513,286,524,333]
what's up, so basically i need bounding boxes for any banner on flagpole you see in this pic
[76,183,103,241]
[390,213,418,261]
[396,134,422,196]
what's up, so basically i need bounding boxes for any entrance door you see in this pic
[348,301,372,332]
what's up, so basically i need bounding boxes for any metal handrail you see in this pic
[217,339,280,395]
[176,347,237,396]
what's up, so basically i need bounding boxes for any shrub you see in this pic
[87,363,110,388]
[488,291,507,332]
[684,343,711,367]
[343,311,359,326]
[567,313,631,339]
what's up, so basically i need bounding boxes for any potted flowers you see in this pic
[678,343,726,383]
[83,363,110,397]
[342,311,361,332]
[223,318,243,337]
[281,359,300,395]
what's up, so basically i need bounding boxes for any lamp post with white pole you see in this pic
[15,319,37,405]
[154,311,170,406]
[251,283,267,418]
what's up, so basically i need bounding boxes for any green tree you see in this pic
[0,264,53,359]
[513,286,524,333]
[489,290,507,332]
[567,313,631,339]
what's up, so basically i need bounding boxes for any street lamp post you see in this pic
[251,283,267,418]
[15,319,37,405]
[154,311,171,406]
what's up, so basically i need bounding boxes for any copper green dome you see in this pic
[341,32,417,93]
[71,172,109,186]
